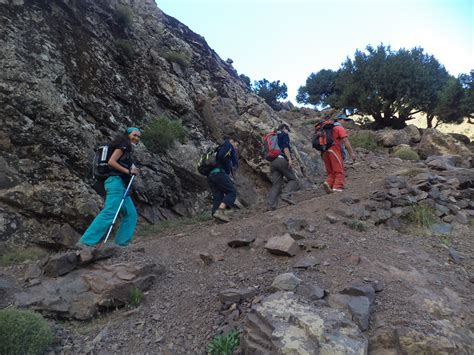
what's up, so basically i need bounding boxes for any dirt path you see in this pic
[6,151,473,354]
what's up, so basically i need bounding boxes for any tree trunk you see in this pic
[427,114,434,128]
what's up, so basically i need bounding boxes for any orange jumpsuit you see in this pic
[322,125,347,189]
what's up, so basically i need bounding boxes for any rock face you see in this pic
[0,0,315,245]
[15,262,163,320]
[417,128,472,159]
[241,292,368,354]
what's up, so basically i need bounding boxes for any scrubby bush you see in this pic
[393,147,420,161]
[208,329,240,355]
[162,50,191,67]
[349,131,379,151]
[114,39,135,61]
[407,203,436,228]
[0,247,46,266]
[0,309,53,355]
[129,287,144,307]
[344,219,370,232]
[142,116,186,153]
[115,4,133,28]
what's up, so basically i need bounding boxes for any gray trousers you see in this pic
[268,157,300,209]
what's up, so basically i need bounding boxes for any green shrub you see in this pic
[0,247,46,267]
[407,203,436,228]
[349,131,379,151]
[208,329,240,355]
[129,287,144,307]
[0,309,53,355]
[393,147,420,161]
[344,219,370,232]
[162,50,191,67]
[115,5,133,28]
[142,115,186,153]
[114,39,135,61]
[469,218,474,226]
[302,118,318,126]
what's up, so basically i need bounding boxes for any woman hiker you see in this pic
[76,127,141,254]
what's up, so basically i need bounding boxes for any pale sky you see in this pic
[156,0,473,104]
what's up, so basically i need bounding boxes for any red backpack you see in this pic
[263,131,281,161]
[312,120,335,152]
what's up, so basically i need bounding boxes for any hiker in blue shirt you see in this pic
[207,137,239,222]
[267,123,300,211]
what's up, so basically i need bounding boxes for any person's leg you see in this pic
[208,175,224,214]
[328,149,345,190]
[219,174,237,208]
[79,176,124,246]
[114,195,138,246]
[268,159,284,209]
[281,163,300,194]
[322,152,335,187]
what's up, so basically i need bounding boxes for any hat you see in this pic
[278,123,291,132]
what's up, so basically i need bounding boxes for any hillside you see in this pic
[1,1,473,354]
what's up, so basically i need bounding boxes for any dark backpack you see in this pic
[312,120,335,152]
[263,131,281,161]
[92,144,113,180]
[197,145,221,176]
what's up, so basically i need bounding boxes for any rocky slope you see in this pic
[0,0,318,246]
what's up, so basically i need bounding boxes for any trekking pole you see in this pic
[103,174,136,244]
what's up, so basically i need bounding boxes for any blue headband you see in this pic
[127,127,140,134]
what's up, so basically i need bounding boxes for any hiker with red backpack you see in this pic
[207,136,239,222]
[264,123,300,211]
[312,117,356,193]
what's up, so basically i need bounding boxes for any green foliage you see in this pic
[459,71,474,122]
[142,115,186,153]
[296,69,337,106]
[302,118,319,126]
[469,218,474,226]
[129,287,144,307]
[208,329,240,355]
[434,77,466,126]
[299,44,453,128]
[0,247,46,266]
[393,147,420,161]
[138,213,212,237]
[114,39,135,61]
[115,5,133,28]
[0,309,53,355]
[438,235,451,247]
[344,219,370,232]
[162,50,191,67]
[252,78,288,110]
[349,131,379,151]
[407,203,436,228]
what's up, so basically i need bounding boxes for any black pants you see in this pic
[207,172,236,214]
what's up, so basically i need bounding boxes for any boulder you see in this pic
[15,262,163,320]
[376,129,409,147]
[264,234,299,256]
[241,292,368,354]
[417,129,472,159]
[270,273,301,292]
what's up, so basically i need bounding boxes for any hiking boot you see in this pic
[281,195,296,205]
[234,199,244,209]
[75,242,93,262]
[213,209,230,223]
[322,182,333,194]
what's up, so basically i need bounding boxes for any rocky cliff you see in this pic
[0,0,310,245]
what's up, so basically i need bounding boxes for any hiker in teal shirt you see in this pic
[78,128,141,249]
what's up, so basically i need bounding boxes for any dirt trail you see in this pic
[35,153,474,353]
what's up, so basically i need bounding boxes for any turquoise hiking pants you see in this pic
[80,176,137,246]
